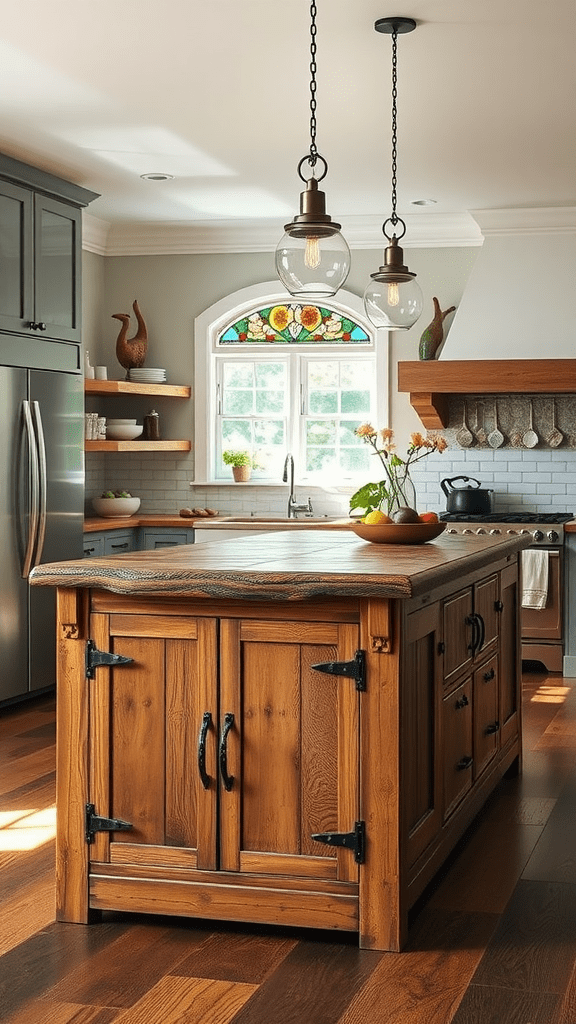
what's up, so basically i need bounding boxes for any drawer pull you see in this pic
[455,693,469,710]
[456,755,473,771]
[485,721,500,735]
[483,668,495,682]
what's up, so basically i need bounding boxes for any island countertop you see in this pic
[30,529,530,602]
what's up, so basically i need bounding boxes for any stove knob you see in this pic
[462,528,474,534]
[519,529,531,535]
[547,530,559,543]
[489,528,502,535]
[476,528,487,534]
[533,530,544,542]
[446,528,458,534]
[507,529,518,535]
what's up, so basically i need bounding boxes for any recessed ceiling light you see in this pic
[140,172,175,181]
[411,199,437,206]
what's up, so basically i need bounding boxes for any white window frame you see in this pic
[194,281,388,485]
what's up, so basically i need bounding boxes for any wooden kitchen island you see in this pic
[30,528,529,951]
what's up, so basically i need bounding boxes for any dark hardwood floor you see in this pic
[2,667,576,1024]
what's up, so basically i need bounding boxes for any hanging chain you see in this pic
[390,25,398,225]
[308,0,318,167]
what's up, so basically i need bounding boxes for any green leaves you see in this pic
[349,480,388,516]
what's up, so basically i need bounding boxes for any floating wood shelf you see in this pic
[398,359,576,429]
[85,379,191,398]
[85,440,191,453]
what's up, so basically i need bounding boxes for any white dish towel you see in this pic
[521,549,549,609]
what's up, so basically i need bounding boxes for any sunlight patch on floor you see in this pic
[0,806,56,850]
[530,685,571,704]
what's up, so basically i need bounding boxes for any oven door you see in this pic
[522,548,562,641]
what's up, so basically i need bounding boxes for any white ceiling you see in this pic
[1,0,574,252]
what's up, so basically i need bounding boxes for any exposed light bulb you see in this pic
[387,281,400,307]
[305,236,321,270]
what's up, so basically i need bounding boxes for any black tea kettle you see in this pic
[440,476,493,515]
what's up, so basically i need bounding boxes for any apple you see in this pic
[419,511,439,524]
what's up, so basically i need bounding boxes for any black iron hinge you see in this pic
[85,803,133,844]
[85,638,134,679]
[311,821,365,863]
[311,649,366,691]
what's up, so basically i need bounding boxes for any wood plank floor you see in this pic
[2,667,576,1024]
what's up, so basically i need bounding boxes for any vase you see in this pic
[232,465,251,482]
[386,470,417,515]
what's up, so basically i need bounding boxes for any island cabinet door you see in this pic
[87,612,219,875]
[218,618,361,887]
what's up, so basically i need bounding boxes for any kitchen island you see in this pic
[30,528,529,951]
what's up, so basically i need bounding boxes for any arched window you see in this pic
[194,282,387,485]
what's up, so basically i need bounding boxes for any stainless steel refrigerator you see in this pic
[0,365,84,704]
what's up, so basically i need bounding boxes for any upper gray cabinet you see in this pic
[0,153,98,345]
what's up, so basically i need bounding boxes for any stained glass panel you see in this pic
[219,303,370,345]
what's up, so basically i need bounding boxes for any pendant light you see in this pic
[275,0,350,298]
[364,17,423,330]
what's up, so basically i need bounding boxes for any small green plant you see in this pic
[222,449,253,468]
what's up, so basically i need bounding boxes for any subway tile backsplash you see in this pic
[85,395,576,519]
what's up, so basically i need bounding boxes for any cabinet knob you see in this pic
[456,755,473,771]
[455,694,469,710]
[485,721,500,735]
[28,321,47,331]
[483,668,495,682]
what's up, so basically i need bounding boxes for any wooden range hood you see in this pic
[397,359,576,429]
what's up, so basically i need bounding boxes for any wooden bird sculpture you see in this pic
[418,297,456,360]
[112,300,148,372]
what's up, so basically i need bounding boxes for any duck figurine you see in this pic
[418,297,456,360]
[112,300,148,372]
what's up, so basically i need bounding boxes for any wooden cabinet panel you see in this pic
[442,680,473,819]
[442,588,473,688]
[500,563,521,747]
[474,573,499,652]
[473,654,499,779]
[219,619,360,885]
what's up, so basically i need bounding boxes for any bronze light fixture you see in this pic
[275,0,350,298]
[364,17,423,330]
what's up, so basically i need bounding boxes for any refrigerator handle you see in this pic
[21,400,40,578]
[31,400,47,567]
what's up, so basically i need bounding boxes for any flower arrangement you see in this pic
[350,425,448,518]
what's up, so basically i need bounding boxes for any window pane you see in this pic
[308,361,338,387]
[253,420,285,446]
[223,364,254,388]
[306,419,336,446]
[221,420,252,448]
[255,390,284,414]
[306,448,337,473]
[223,390,253,414]
[309,391,338,414]
[255,363,285,388]
[341,389,370,413]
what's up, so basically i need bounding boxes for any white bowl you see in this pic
[106,424,143,440]
[92,496,141,518]
[107,418,137,425]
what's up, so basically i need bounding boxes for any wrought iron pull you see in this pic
[483,667,495,682]
[494,599,504,612]
[456,755,473,771]
[466,614,479,653]
[197,711,212,789]
[219,712,235,792]
[476,612,485,651]
[455,693,469,710]
[485,721,500,735]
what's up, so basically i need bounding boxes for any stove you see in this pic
[439,511,573,546]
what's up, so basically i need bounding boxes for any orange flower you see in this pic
[356,423,376,437]
[299,305,322,331]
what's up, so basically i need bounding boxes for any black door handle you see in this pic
[197,711,212,789]
[219,712,235,791]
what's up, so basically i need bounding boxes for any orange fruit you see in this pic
[419,511,439,523]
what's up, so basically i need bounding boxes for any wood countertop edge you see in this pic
[30,533,529,602]
[83,515,354,532]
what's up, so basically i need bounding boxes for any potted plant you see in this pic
[222,449,254,482]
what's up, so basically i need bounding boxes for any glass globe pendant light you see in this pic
[364,17,423,330]
[276,0,350,298]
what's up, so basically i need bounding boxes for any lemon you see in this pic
[364,509,390,525]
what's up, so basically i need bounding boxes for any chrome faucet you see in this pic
[282,453,313,519]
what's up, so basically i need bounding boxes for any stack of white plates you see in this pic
[128,368,167,383]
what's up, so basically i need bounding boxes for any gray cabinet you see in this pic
[0,153,97,346]
[140,527,195,550]
[84,530,137,558]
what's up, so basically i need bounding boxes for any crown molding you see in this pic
[82,210,484,257]
[471,206,576,236]
[82,207,576,258]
